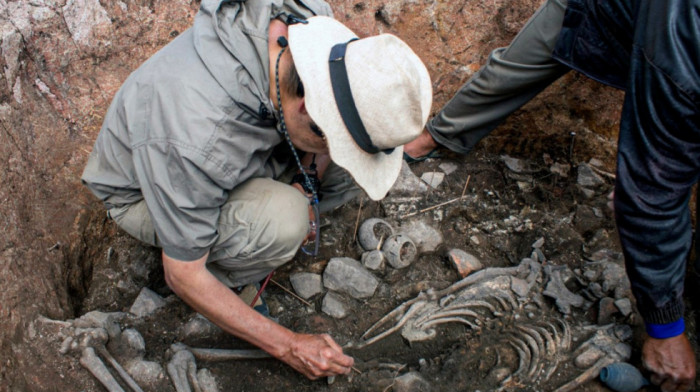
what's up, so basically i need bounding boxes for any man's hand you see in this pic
[278,333,354,379]
[643,334,696,392]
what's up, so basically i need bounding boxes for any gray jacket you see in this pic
[82,0,332,261]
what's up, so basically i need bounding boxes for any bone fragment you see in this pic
[80,347,126,392]
[421,316,478,331]
[508,338,530,380]
[554,356,615,392]
[168,349,197,392]
[357,301,428,348]
[96,345,144,392]
[189,347,271,361]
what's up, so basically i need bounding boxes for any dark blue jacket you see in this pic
[553,0,700,325]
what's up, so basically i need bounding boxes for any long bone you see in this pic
[80,347,126,392]
[168,349,201,392]
[354,301,430,349]
[96,345,145,392]
[554,356,616,392]
[72,327,143,392]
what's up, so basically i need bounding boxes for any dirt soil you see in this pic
[31,139,700,392]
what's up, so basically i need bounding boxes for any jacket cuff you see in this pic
[646,318,685,339]
[639,297,684,325]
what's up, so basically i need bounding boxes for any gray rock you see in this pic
[614,298,633,317]
[421,171,445,188]
[531,237,545,249]
[322,292,348,319]
[178,314,221,342]
[197,368,220,392]
[121,328,145,358]
[393,371,432,392]
[601,262,630,294]
[361,250,385,271]
[289,272,323,300]
[501,155,536,173]
[580,187,596,199]
[439,162,458,175]
[511,277,530,298]
[550,162,571,177]
[323,258,379,299]
[401,219,443,253]
[130,287,166,318]
[390,161,429,194]
[62,0,112,47]
[125,359,165,388]
[589,157,605,168]
[598,297,619,324]
[577,163,605,187]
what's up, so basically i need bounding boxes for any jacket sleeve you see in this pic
[614,0,700,325]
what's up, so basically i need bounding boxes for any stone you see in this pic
[125,359,165,388]
[500,155,536,173]
[130,287,167,318]
[446,249,482,278]
[62,0,113,47]
[577,163,606,188]
[421,172,445,188]
[531,237,545,249]
[601,262,630,294]
[589,157,605,167]
[614,298,633,317]
[439,162,458,175]
[121,328,145,358]
[580,187,596,199]
[550,162,571,177]
[598,297,619,324]
[390,161,429,194]
[361,250,385,271]
[401,219,444,253]
[197,368,219,392]
[289,272,323,300]
[511,277,530,298]
[321,292,348,319]
[323,258,379,299]
[393,371,432,392]
[178,314,221,342]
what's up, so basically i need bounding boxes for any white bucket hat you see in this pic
[288,16,432,200]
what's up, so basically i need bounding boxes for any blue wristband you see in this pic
[645,318,685,339]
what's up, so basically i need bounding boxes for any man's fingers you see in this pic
[321,333,344,352]
[651,373,665,386]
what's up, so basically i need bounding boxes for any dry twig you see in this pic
[352,198,364,243]
[270,278,313,308]
[400,175,471,219]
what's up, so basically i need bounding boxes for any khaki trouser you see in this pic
[109,162,360,288]
[428,0,570,154]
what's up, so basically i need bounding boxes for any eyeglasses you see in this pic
[300,201,321,256]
